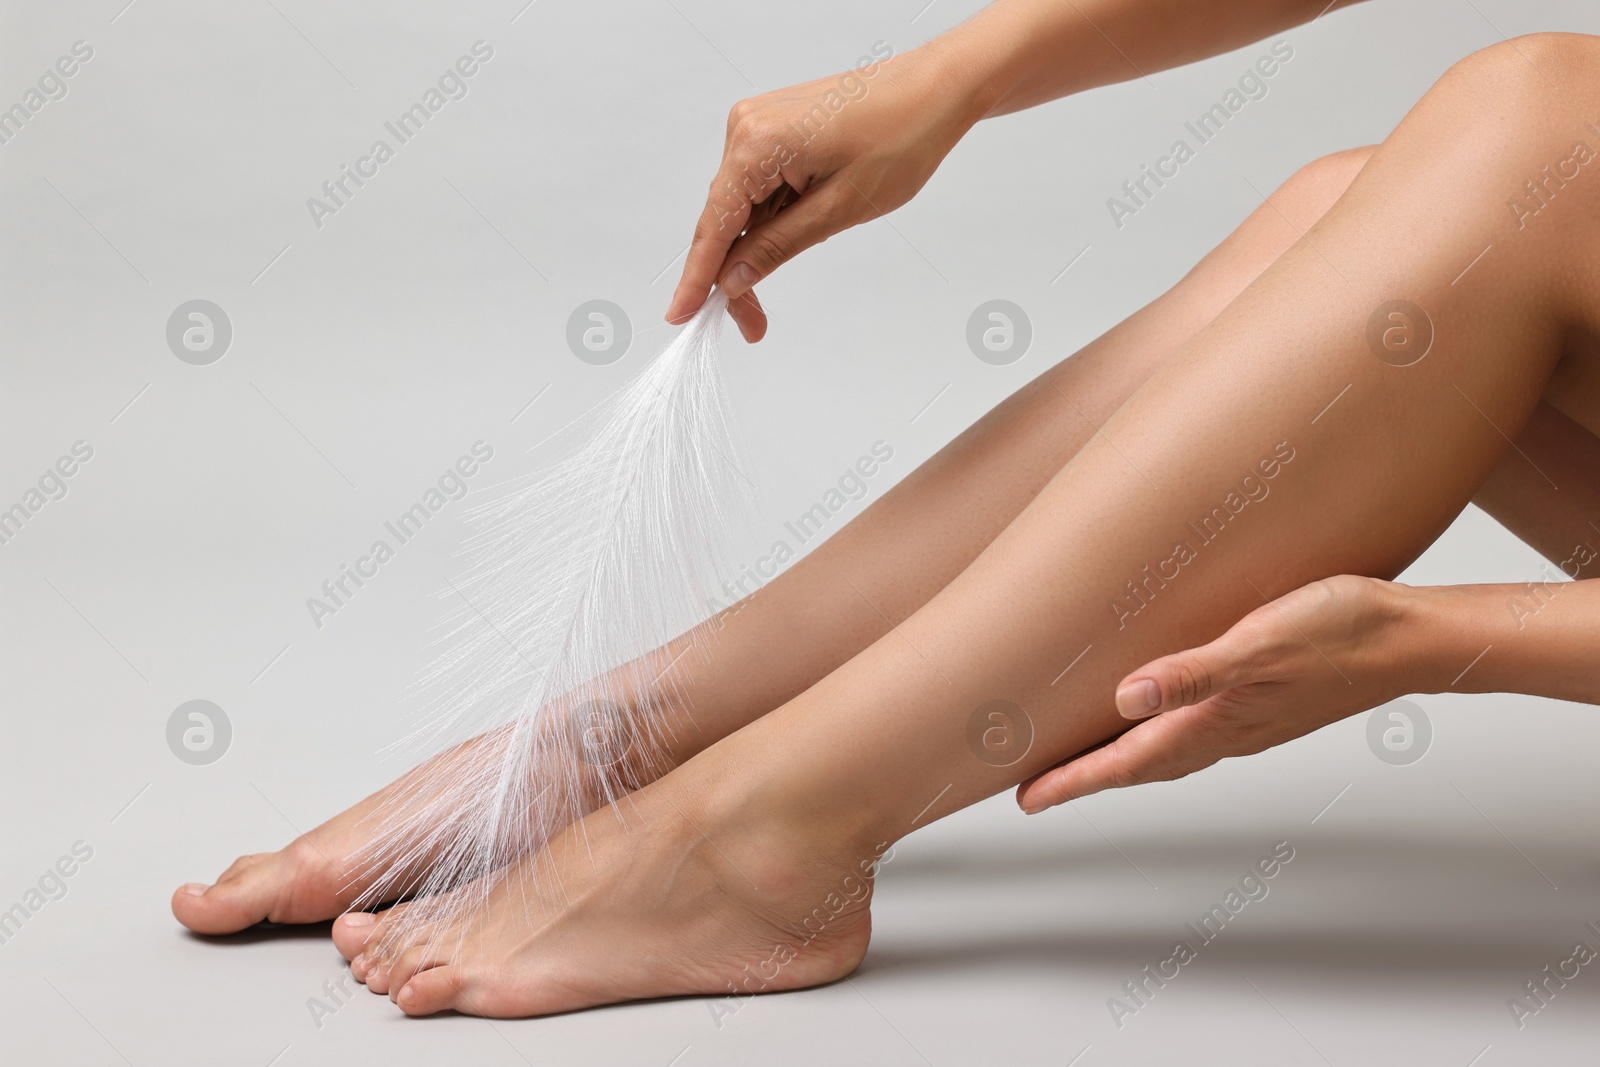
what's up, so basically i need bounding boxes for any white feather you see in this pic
[348,289,749,954]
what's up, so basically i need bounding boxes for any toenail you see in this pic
[352,954,368,975]
[181,883,208,896]
[342,911,377,927]
[398,985,415,1004]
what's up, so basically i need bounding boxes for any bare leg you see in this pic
[343,34,1600,1016]
[650,145,1378,761]
[172,148,1373,934]
[1474,399,1600,571]
[710,33,1598,827]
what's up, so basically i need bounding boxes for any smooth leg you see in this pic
[723,34,1599,829]
[641,146,1378,764]
[173,150,1373,935]
[352,35,1600,1016]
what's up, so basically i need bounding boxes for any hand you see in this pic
[1018,575,1415,812]
[664,42,981,342]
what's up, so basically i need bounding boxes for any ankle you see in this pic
[669,736,894,888]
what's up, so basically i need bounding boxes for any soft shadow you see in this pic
[879,827,1600,884]
[857,926,1560,984]
[180,919,336,945]
[864,827,1600,984]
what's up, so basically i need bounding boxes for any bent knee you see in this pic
[1452,32,1600,84]
[1456,35,1600,212]
[1437,33,1600,113]
[1166,145,1377,307]
[1272,146,1378,226]
[1384,33,1600,243]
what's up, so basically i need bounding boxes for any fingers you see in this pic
[666,137,794,326]
[717,181,851,298]
[681,188,782,340]
[668,169,854,331]
[1017,705,1221,812]
[1016,586,1353,812]
[1115,626,1266,720]
[669,182,846,340]
[726,286,767,343]
[1015,624,1264,811]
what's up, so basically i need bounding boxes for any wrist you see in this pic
[921,0,1163,121]
[902,32,1002,135]
[1348,577,1430,689]
[1386,582,1514,695]
[914,0,1084,125]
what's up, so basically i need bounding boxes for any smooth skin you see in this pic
[172,139,1377,935]
[665,0,1375,340]
[657,0,1600,808]
[330,35,1600,1015]
[1034,398,1600,807]
[172,0,1600,1020]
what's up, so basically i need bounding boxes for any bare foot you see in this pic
[171,628,742,938]
[332,768,881,1017]
[170,733,518,935]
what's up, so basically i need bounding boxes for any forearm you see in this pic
[1394,578,1600,705]
[922,0,1368,120]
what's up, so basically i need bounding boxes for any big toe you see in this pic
[332,909,384,960]
[171,857,283,935]
[172,843,360,934]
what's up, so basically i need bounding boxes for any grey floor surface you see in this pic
[4,0,1599,1063]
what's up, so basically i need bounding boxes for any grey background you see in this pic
[3,0,1599,1063]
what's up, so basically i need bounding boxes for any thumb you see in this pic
[1115,635,1258,721]
[1017,704,1216,811]
[717,182,853,300]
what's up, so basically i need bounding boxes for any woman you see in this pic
[174,0,1600,1017]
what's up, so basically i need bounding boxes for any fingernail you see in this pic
[1021,803,1045,815]
[341,911,377,927]
[181,883,208,896]
[1116,679,1161,718]
[721,262,759,299]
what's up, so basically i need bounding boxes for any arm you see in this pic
[941,0,1367,118]
[1403,578,1600,704]
[1449,400,1600,698]
[668,0,1373,337]
[1017,570,1600,813]
[1017,400,1600,810]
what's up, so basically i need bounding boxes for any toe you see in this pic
[332,910,382,960]
[365,964,393,995]
[171,857,283,935]
[171,839,365,935]
[387,945,449,1004]
[397,966,468,1016]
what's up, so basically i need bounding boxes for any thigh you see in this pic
[1467,35,1600,572]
